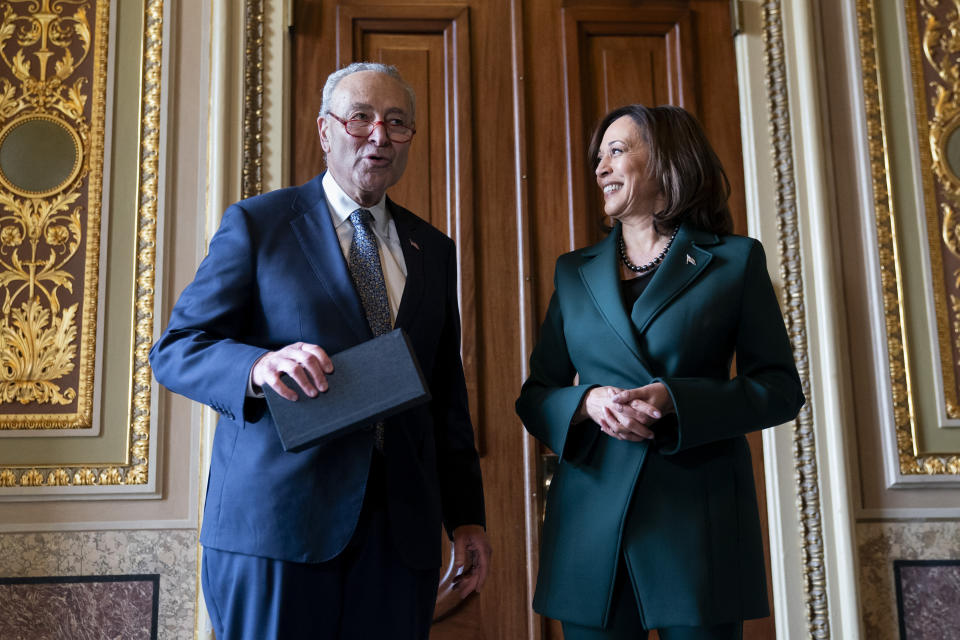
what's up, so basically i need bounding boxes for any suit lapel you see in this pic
[631,223,717,333]
[578,226,650,376]
[288,175,370,343]
[389,200,426,331]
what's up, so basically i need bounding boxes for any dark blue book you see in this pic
[263,329,431,452]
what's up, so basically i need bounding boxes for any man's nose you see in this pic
[367,121,390,146]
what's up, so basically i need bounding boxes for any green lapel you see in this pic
[631,223,718,333]
[578,225,651,377]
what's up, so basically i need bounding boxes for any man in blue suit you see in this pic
[150,62,490,640]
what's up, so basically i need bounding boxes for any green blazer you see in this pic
[516,222,804,629]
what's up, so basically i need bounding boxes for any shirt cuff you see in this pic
[246,354,267,398]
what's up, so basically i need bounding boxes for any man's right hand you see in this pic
[251,342,334,401]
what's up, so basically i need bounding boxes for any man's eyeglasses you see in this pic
[326,113,416,143]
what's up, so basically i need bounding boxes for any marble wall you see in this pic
[858,521,960,639]
[0,530,197,639]
[0,575,157,639]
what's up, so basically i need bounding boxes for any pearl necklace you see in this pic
[618,226,679,273]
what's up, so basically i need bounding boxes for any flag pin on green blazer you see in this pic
[686,254,696,265]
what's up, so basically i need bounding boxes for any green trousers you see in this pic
[560,556,746,640]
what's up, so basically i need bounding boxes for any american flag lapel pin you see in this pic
[686,254,696,265]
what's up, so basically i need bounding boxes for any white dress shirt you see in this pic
[321,171,407,319]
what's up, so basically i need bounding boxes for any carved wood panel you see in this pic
[561,5,696,248]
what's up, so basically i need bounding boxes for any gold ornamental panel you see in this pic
[0,0,162,488]
[0,0,107,428]
[857,0,960,473]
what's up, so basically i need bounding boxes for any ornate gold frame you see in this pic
[0,0,162,486]
[0,0,109,429]
[761,2,831,635]
[242,0,263,200]
[857,0,960,474]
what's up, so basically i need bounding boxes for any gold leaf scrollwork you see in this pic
[0,188,81,403]
[0,0,93,122]
[0,298,77,403]
[0,0,91,411]
[943,203,960,263]
[45,468,68,484]
[922,0,960,192]
[924,0,960,422]
[19,468,42,485]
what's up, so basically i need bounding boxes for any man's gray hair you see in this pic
[319,62,416,121]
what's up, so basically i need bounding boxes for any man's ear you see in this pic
[317,116,331,153]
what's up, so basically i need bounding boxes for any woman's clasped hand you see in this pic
[577,382,674,441]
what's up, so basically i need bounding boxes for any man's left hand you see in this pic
[451,524,492,599]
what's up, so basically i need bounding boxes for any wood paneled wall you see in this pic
[292,2,767,638]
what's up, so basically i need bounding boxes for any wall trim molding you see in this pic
[0,518,196,533]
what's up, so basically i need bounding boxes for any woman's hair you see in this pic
[587,104,733,235]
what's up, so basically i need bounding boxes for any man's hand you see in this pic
[451,524,492,599]
[251,342,334,401]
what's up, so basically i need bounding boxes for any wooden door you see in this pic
[291,1,772,638]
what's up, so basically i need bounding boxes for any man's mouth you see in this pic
[363,154,392,168]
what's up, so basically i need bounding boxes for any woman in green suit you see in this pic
[516,105,804,639]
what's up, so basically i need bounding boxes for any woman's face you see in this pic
[594,116,665,222]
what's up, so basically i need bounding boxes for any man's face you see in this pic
[318,71,414,207]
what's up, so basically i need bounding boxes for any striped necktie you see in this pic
[348,208,391,450]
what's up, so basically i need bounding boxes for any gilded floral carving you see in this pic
[0,0,104,426]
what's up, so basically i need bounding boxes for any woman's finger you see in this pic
[628,399,661,421]
[611,388,641,403]
[610,401,651,425]
[609,405,655,439]
[601,407,624,438]
[603,407,645,440]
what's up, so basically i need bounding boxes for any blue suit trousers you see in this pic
[201,454,440,640]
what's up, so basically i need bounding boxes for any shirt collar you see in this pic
[322,171,389,235]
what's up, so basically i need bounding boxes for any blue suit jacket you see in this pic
[150,174,485,569]
[517,223,804,628]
